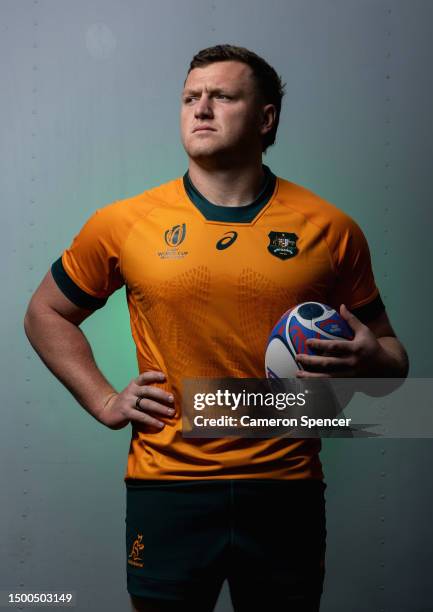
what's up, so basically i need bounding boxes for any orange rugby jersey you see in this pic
[51,165,384,481]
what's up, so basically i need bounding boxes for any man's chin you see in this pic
[185,145,238,166]
[186,143,219,157]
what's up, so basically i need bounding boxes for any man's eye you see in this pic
[216,94,230,99]
[184,97,197,103]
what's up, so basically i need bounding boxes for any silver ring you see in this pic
[135,395,145,411]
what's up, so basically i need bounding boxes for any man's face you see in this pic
[180,61,266,164]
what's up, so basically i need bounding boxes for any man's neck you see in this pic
[187,158,266,207]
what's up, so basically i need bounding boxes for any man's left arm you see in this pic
[295,303,409,378]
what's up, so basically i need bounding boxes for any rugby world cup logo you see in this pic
[158,222,188,259]
[165,223,186,247]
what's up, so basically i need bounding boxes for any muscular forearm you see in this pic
[376,336,409,378]
[24,309,117,423]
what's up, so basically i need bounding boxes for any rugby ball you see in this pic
[265,301,354,379]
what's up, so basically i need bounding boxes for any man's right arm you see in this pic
[23,270,175,430]
[23,269,122,423]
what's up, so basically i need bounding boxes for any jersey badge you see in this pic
[267,231,299,260]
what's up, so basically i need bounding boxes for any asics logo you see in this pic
[216,231,238,250]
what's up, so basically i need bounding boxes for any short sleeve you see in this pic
[329,216,385,323]
[51,206,124,309]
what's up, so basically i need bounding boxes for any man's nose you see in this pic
[194,94,213,118]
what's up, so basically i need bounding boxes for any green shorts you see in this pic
[125,479,326,611]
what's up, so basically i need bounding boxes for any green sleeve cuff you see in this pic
[51,256,108,310]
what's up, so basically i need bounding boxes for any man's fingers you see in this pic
[340,303,364,333]
[124,371,176,429]
[134,395,175,417]
[296,371,332,379]
[127,395,175,430]
[305,339,352,356]
[130,408,167,430]
[135,370,166,385]
[296,354,352,372]
[296,369,355,379]
[132,382,174,407]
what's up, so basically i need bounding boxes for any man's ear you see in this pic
[261,104,277,135]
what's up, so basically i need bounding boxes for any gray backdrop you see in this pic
[1,1,432,610]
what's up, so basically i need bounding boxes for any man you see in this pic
[24,45,408,611]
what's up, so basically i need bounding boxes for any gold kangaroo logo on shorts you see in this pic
[128,533,144,568]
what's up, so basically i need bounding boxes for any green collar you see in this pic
[183,165,277,222]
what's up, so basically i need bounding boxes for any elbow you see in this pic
[23,300,39,340]
[401,348,410,379]
[23,307,34,341]
[23,303,31,332]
